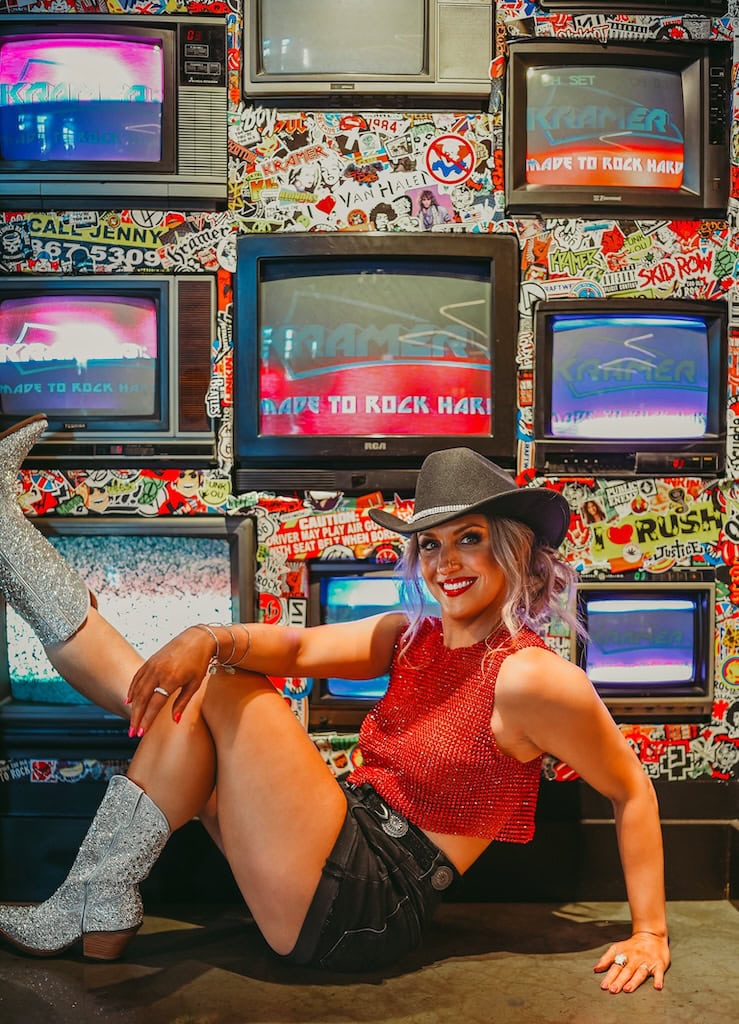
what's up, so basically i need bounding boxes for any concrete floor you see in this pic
[0,900,736,1024]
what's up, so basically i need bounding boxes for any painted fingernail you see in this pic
[137,727,144,738]
[128,727,135,738]
[174,711,181,724]
[124,696,131,705]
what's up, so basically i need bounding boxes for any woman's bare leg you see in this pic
[44,606,142,719]
[126,668,346,955]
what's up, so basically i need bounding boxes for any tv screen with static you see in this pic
[0,31,164,164]
[6,531,235,704]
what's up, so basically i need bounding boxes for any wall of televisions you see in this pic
[0,0,738,787]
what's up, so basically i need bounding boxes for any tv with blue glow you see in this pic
[308,560,439,728]
[533,297,728,477]
[572,575,715,720]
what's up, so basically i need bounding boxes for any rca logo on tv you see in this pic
[364,441,387,451]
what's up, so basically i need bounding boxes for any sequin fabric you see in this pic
[347,619,546,841]
[0,417,90,645]
[0,775,170,954]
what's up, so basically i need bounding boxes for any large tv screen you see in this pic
[234,232,520,495]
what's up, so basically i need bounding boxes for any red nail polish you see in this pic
[137,727,144,738]
[124,696,131,705]
[128,727,135,738]
[174,711,181,724]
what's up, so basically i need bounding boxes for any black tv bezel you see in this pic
[532,296,729,478]
[572,574,715,722]
[233,231,520,496]
[0,515,256,743]
[0,19,177,177]
[504,38,731,219]
[0,273,217,467]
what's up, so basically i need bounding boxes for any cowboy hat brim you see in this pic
[368,486,571,549]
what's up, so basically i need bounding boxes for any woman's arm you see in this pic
[127,612,406,734]
[495,647,670,994]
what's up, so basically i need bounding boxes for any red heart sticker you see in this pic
[316,195,336,214]
[608,524,633,545]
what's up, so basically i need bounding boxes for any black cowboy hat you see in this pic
[368,447,571,549]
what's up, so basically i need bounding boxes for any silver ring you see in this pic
[614,953,628,967]
[153,686,170,698]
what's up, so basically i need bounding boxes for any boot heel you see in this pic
[83,926,140,961]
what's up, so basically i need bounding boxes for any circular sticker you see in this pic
[424,134,476,185]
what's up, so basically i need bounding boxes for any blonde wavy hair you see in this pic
[395,514,580,659]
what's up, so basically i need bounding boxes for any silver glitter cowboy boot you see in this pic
[0,414,90,645]
[0,775,170,960]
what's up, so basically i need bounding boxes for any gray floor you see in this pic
[0,900,736,1023]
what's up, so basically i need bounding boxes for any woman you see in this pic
[0,416,670,991]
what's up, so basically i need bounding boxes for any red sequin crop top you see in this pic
[347,618,545,841]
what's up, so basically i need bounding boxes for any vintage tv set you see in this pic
[572,573,715,721]
[243,0,495,106]
[233,232,519,495]
[0,15,227,211]
[532,297,728,478]
[307,559,440,730]
[504,38,731,218]
[0,274,218,466]
[0,515,255,742]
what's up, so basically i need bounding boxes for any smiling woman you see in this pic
[0,421,669,992]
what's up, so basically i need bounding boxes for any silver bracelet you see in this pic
[193,622,220,660]
[229,625,252,668]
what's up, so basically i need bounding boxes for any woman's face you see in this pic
[416,514,505,640]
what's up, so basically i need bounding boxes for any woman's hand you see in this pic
[126,625,215,737]
[594,931,670,993]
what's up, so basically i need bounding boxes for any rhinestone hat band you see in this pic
[408,503,469,524]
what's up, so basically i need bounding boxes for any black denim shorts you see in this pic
[284,781,459,973]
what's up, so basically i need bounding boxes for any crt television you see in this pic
[532,297,728,478]
[504,38,731,218]
[307,558,439,730]
[0,15,227,211]
[572,573,715,721]
[243,0,495,106]
[0,516,255,736]
[233,231,520,495]
[0,274,217,466]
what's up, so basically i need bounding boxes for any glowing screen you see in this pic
[320,574,439,699]
[7,533,233,703]
[258,259,493,438]
[0,34,164,162]
[0,294,158,418]
[525,64,685,190]
[548,314,710,440]
[585,597,696,685]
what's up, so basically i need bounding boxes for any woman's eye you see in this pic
[418,537,438,552]
[460,531,483,544]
